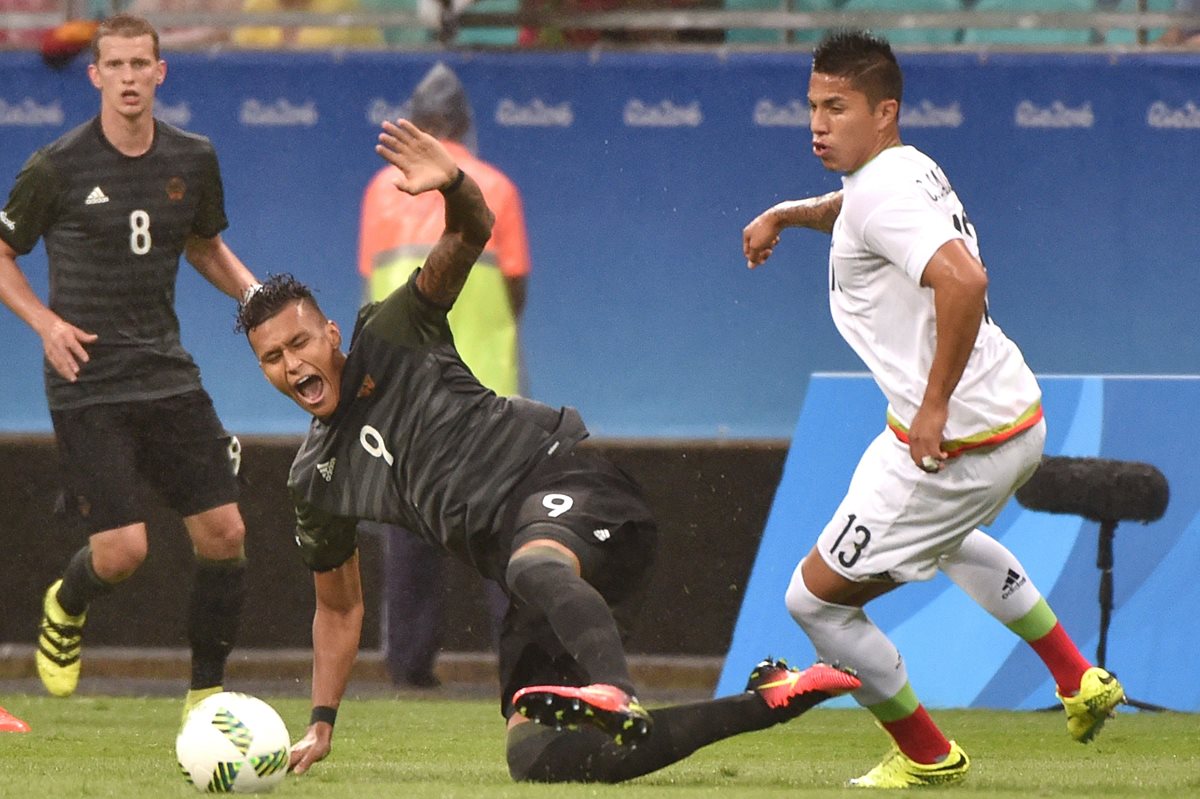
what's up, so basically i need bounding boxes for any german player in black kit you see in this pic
[237,119,861,783]
[0,15,260,714]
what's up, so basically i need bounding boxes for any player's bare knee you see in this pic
[191,519,246,560]
[92,551,145,582]
[90,533,148,581]
[211,520,247,557]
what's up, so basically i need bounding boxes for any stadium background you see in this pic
[1,14,1199,709]
[2,48,1198,436]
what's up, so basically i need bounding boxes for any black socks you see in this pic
[56,545,114,616]
[188,556,247,690]
[505,546,634,695]
[507,693,789,783]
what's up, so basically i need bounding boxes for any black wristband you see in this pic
[310,705,337,727]
[441,168,465,195]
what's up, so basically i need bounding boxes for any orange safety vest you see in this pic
[358,141,531,396]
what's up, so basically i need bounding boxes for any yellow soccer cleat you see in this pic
[848,740,970,789]
[35,579,86,698]
[1058,666,1125,743]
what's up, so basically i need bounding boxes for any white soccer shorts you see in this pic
[814,419,1046,584]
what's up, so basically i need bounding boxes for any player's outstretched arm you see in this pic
[375,119,494,309]
[290,552,365,775]
[0,238,97,381]
[743,190,844,269]
[185,233,261,302]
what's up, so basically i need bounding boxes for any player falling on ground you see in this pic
[236,119,861,783]
[0,14,259,715]
[741,30,1125,789]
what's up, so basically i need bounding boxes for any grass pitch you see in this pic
[1,693,1198,797]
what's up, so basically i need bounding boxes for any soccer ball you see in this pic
[176,692,291,793]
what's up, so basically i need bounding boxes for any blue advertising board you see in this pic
[0,51,1198,437]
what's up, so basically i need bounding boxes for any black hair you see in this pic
[812,29,903,109]
[235,273,323,335]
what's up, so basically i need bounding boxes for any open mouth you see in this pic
[295,375,324,404]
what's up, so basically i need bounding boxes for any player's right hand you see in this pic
[376,119,459,196]
[743,212,782,269]
[41,318,97,382]
[289,723,332,775]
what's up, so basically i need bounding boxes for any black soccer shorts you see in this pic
[50,390,241,535]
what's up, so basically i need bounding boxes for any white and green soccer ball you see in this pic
[176,692,291,793]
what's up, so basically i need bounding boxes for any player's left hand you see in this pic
[907,404,948,473]
[289,722,332,775]
[376,119,459,196]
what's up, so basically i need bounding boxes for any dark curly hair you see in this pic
[812,29,903,109]
[235,273,324,335]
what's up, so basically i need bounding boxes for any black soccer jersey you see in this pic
[289,270,589,573]
[0,117,228,409]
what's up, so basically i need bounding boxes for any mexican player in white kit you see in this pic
[741,30,1125,789]
[825,144,1045,585]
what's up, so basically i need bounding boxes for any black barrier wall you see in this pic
[0,437,784,656]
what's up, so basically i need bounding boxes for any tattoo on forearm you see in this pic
[440,174,493,245]
[415,172,494,308]
[419,238,482,308]
[775,191,843,234]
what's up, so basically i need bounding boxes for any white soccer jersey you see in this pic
[829,145,1042,452]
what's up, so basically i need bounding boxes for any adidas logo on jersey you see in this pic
[84,186,109,205]
[1001,567,1026,599]
[593,528,611,542]
[316,458,336,482]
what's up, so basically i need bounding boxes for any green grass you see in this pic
[2,693,1199,797]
